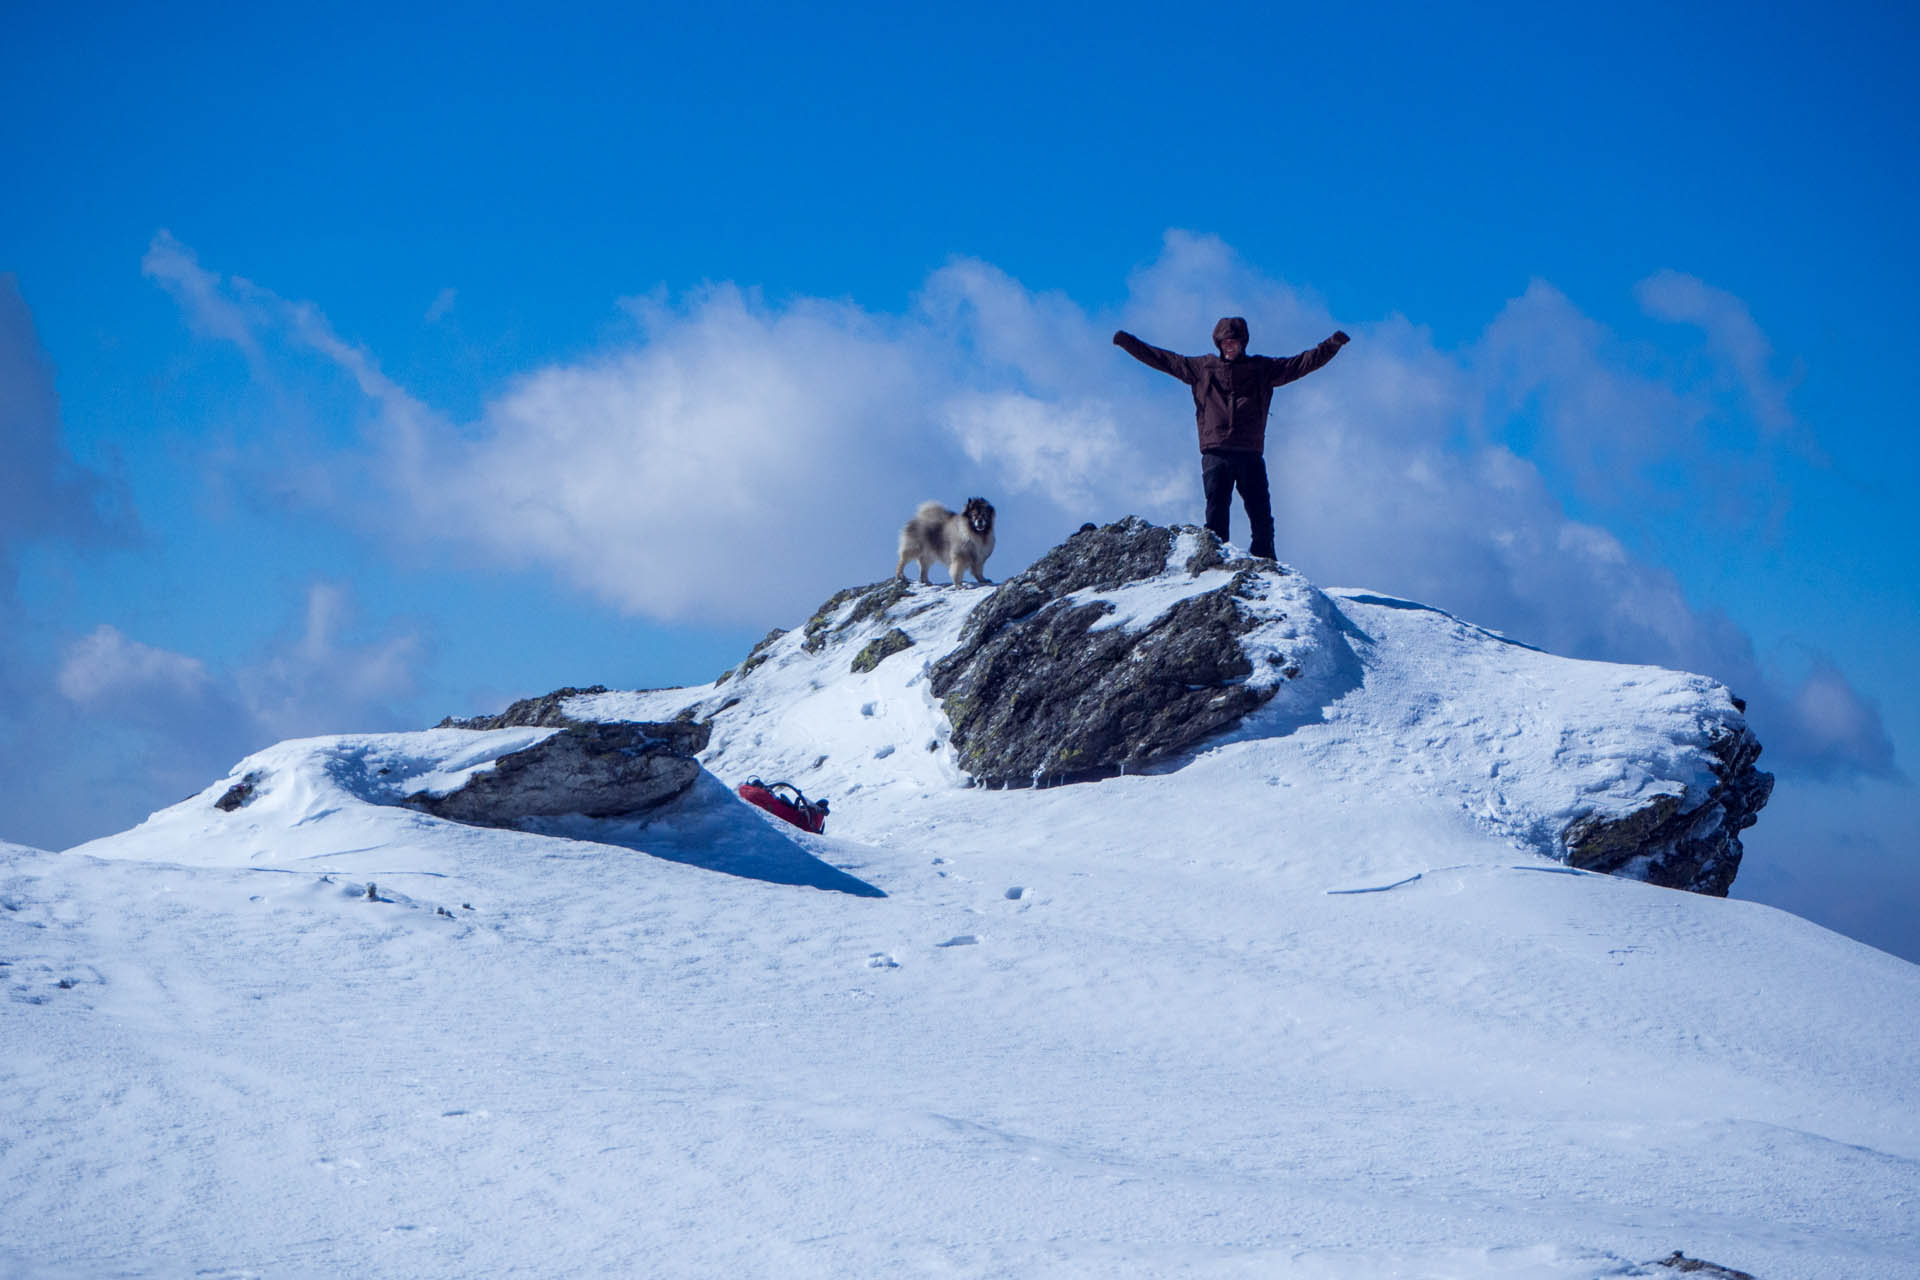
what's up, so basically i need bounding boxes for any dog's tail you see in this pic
[913,500,947,523]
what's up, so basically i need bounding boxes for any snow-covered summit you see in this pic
[572,517,1769,895]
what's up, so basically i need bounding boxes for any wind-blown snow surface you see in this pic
[5,568,1917,1278]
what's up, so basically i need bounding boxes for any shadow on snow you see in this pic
[1336,592,1545,652]
[526,772,886,899]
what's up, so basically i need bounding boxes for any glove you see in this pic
[1330,330,1350,346]
[1112,330,1128,345]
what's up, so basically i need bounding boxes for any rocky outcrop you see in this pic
[214,771,263,812]
[927,518,1301,787]
[1650,1252,1756,1279]
[803,579,917,654]
[406,721,710,828]
[719,629,788,683]
[1560,721,1773,897]
[851,628,914,673]
[438,686,610,730]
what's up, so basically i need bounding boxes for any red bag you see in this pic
[736,779,830,834]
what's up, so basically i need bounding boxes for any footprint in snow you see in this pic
[314,1157,368,1186]
[936,934,979,948]
[1004,886,1025,900]
[866,952,900,969]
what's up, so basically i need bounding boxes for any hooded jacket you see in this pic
[1114,318,1344,454]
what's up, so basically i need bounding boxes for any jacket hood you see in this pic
[1212,316,1249,353]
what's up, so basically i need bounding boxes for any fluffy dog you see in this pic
[895,497,996,586]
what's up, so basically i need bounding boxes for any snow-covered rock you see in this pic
[61,727,574,866]
[928,518,1340,786]
[1562,717,1770,895]
[437,683,614,730]
[404,720,710,827]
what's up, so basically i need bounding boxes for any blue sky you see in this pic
[4,1,1916,957]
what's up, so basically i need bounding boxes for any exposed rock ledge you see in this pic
[406,721,711,828]
[928,517,1323,787]
[1560,722,1773,896]
[438,685,613,730]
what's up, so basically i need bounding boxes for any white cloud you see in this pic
[1788,659,1896,777]
[1475,278,1710,506]
[53,625,251,760]
[56,625,215,706]
[1118,230,1326,347]
[399,284,953,619]
[1636,268,1798,435]
[944,392,1184,515]
[55,585,423,749]
[141,231,267,357]
[239,583,423,738]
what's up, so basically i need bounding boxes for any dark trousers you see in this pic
[1201,449,1275,559]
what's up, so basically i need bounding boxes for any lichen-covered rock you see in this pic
[928,517,1301,787]
[720,629,788,683]
[1560,720,1773,897]
[851,627,914,674]
[406,721,711,827]
[803,580,913,654]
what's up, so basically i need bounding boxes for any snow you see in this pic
[4,565,1916,1278]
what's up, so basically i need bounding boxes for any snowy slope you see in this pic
[5,554,1917,1279]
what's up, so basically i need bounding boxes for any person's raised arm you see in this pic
[1113,330,1199,384]
[1265,330,1350,387]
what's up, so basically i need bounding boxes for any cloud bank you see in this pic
[0,275,131,596]
[55,583,421,747]
[144,231,1895,779]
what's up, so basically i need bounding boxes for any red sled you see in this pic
[736,779,830,834]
